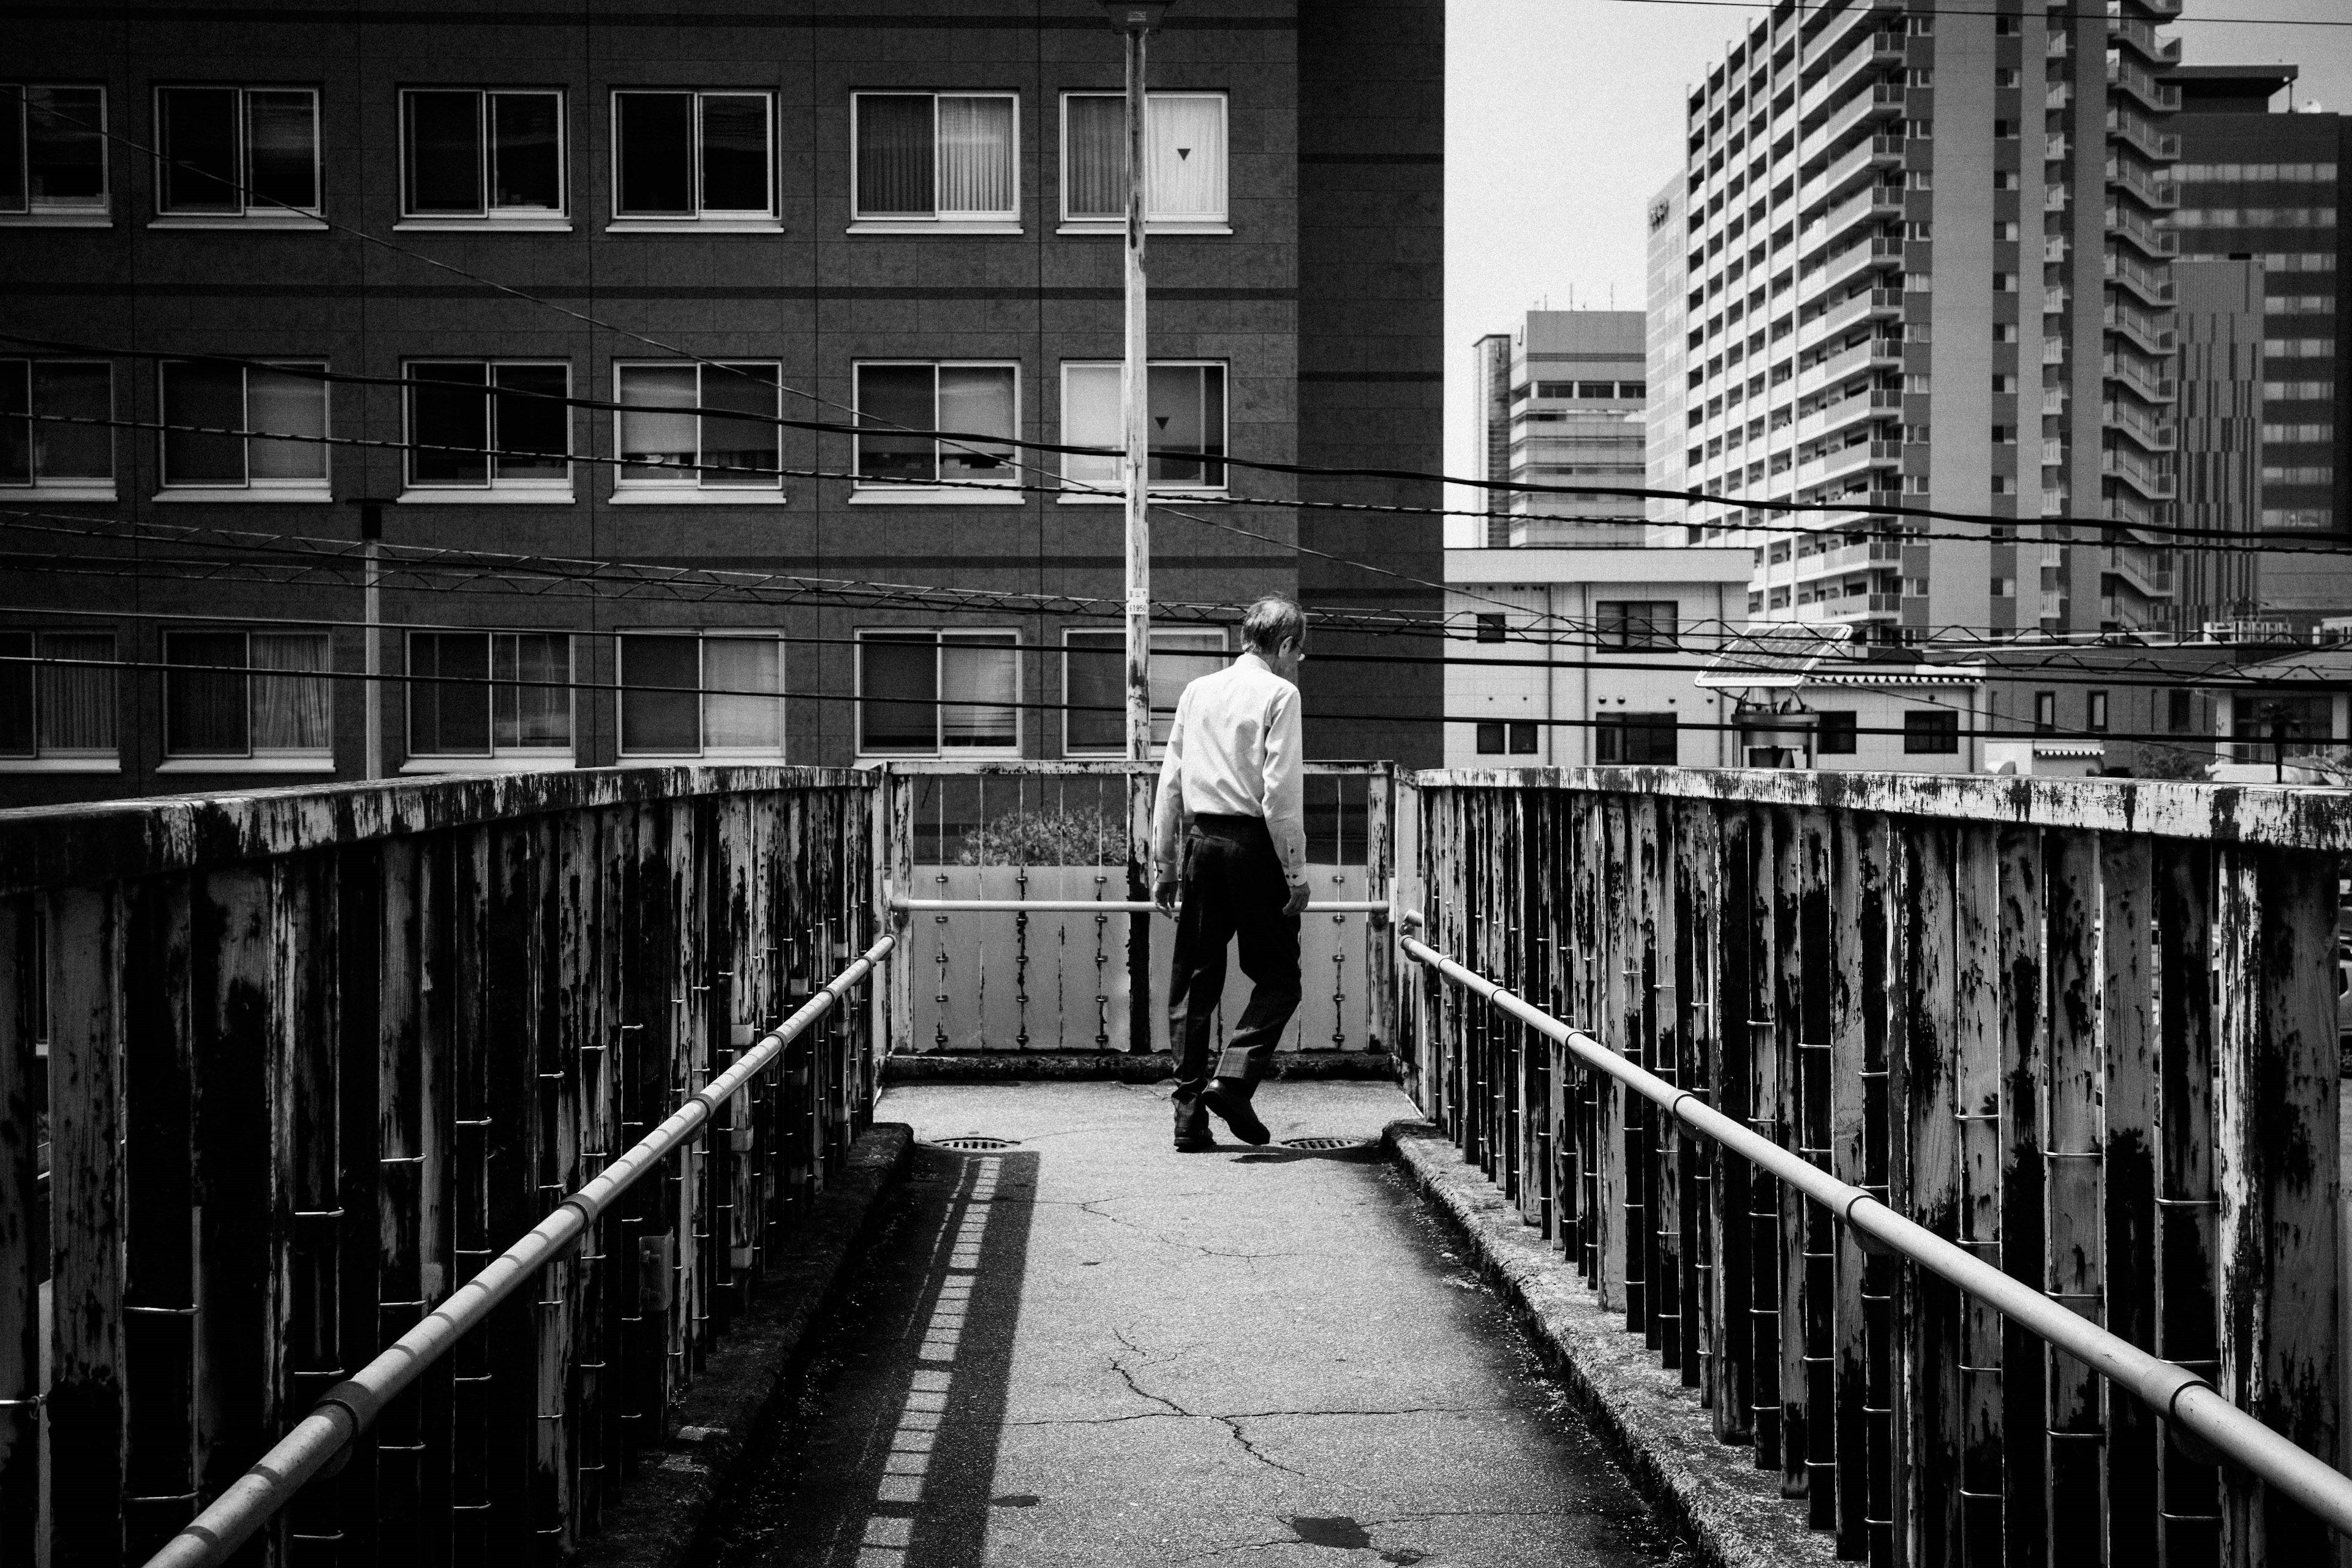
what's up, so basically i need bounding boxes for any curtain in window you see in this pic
[1147,96,1225,221]
[26,88,106,209]
[160,361,246,485]
[616,92,694,215]
[699,94,769,213]
[617,364,699,480]
[495,633,571,748]
[1151,634,1226,748]
[939,637,1017,748]
[40,633,115,753]
[856,95,933,217]
[703,638,782,751]
[1059,363,1120,487]
[489,92,561,210]
[937,96,1013,217]
[405,91,483,214]
[1063,96,1123,219]
[859,635,937,753]
[164,631,246,756]
[936,366,1016,483]
[251,632,330,752]
[247,365,327,480]
[619,634,701,754]
[244,91,318,210]
[699,364,778,488]
[32,363,110,481]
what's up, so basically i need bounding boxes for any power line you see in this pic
[1575,0,2351,23]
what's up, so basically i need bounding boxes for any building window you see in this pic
[1597,600,1678,650]
[1508,720,1539,755]
[1063,627,1226,755]
[1816,709,1857,754]
[2167,687,2192,732]
[853,363,1018,490]
[1474,722,1504,755]
[1061,92,1227,227]
[155,86,320,217]
[611,90,773,221]
[1595,713,1676,764]
[2032,690,2056,732]
[162,630,331,763]
[1473,720,1538,755]
[1474,614,1507,643]
[1061,362,1226,491]
[853,92,1017,224]
[1,359,112,496]
[159,360,328,495]
[1,86,107,220]
[858,630,1019,756]
[407,631,572,758]
[2086,690,2109,733]
[616,633,784,758]
[404,360,570,494]
[615,362,781,493]
[399,89,564,221]
[0,630,116,763]
[1903,710,1959,754]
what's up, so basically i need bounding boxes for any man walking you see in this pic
[1151,595,1311,1150]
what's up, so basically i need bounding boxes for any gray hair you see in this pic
[1240,595,1307,654]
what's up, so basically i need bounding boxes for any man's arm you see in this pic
[1260,684,1309,904]
[1149,684,1190,892]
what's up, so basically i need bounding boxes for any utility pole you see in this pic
[352,499,386,778]
[1102,0,1170,761]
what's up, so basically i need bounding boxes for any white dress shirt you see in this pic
[1150,650,1309,885]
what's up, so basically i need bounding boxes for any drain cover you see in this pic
[929,1136,1021,1151]
[1281,1136,1370,1152]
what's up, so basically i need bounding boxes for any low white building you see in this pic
[1698,625,1988,773]
[1444,548,1752,769]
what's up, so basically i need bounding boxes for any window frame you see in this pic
[1057,90,1231,233]
[1058,359,1229,496]
[151,85,324,225]
[611,360,785,501]
[614,630,787,761]
[0,84,110,225]
[0,357,115,499]
[396,87,568,229]
[1815,709,1858,755]
[850,360,1023,502]
[1902,709,1960,755]
[157,626,336,771]
[1594,712,1679,765]
[1595,599,1680,651]
[399,358,574,501]
[854,628,1022,759]
[848,90,1021,231]
[402,629,576,769]
[1060,625,1228,757]
[607,88,777,228]
[0,628,119,771]
[155,358,331,500]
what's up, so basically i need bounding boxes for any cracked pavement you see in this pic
[698,1082,1689,1568]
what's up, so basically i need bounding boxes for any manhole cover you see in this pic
[929,1136,1021,1151]
[1281,1136,1370,1152]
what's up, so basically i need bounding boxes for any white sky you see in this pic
[1442,0,2352,544]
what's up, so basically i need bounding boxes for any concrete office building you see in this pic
[0,0,1444,805]
[1467,310,1648,549]
[1646,175,1693,540]
[2166,63,2350,626]
[2173,258,2266,628]
[1648,0,2180,641]
[1444,546,1752,768]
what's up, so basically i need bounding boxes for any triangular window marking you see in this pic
[1176,146,1191,160]
[1155,415,1170,429]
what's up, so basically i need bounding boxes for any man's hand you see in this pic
[1153,876,1180,917]
[1283,878,1311,918]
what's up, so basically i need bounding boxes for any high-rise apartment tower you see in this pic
[1648,0,2180,640]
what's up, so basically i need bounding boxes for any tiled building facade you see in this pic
[1465,310,1647,549]
[1649,0,2180,642]
[0,0,1443,804]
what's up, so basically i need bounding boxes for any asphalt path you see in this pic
[697,1081,1691,1568]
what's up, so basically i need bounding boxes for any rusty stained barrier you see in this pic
[1401,767,2350,1568]
[0,766,882,1567]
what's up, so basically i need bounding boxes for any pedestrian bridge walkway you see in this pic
[7,760,2352,1567]
[700,1082,1679,1568]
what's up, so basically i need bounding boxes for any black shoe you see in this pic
[1174,1097,1213,1152]
[1174,1131,1216,1152]
[1201,1080,1270,1146]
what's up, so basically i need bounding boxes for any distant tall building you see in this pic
[1646,176,1693,541]
[2167,64,2351,625]
[2174,259,2266,629]
[1648,0,2180,640]
[1468,311,1648,549]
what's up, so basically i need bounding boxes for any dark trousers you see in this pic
[1168,815,1302,1120]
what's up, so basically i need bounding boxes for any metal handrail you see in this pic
[1397,925,2352,1536]
[891,896,1390,914]
[141,933,900,1568]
